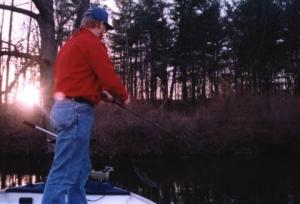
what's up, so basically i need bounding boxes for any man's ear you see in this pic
[101,22,106,31]
[96,22,102,29]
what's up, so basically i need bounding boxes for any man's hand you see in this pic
[101,90,114,103]
[101,90,129,105]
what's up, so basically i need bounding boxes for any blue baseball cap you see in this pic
[83,6,113,30]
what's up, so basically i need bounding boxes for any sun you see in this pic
[16,84,40,106]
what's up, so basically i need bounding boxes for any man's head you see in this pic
[80,6,113,37]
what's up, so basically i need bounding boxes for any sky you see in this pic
[1,0,117,41]
[0,0,230,104]
[0,0,118,55]
[1,0,231,43]
[0,0,118,104]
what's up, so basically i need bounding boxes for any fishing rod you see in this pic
[23,92,168,139]
[23,121,97,144]
[23,121,56,143]
[101,92,168,133]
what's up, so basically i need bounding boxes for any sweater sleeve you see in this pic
[87,41,128,102]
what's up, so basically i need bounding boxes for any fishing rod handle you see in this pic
[23,121,36,128]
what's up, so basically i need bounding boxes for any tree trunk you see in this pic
[133,55,137,97]
[160,65,168,101]
[295,50,300,95]
[138,41,144,100]
[23,1,33,90]
[146,65,150,100]
[150,70,157,101]
[180,66,188,101]
[294,70,300,95]
[169,66,177,100]
[129,57,134,96]
[191,67,196,101]
[73,0,90,29]
[0,8,4,104]
[201,71,206,99]
[5,0,14,103]
[34,0,57,109]
[214,71,219,96]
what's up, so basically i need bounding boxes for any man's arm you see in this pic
[87,42,128,103]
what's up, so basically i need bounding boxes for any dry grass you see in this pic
[91,96,300,157]
[0,104,47,157]
[1,95,300,158]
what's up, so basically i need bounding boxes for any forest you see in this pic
[0,0,299,157]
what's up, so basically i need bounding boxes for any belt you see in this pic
[66,96,94,107]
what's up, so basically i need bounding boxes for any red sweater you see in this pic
[54,29,128,105]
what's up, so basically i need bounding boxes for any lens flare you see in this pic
[16,84,40,106]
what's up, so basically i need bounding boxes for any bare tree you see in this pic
[4,0,14,103]
[0,7,4,103]
[0,0,90,108]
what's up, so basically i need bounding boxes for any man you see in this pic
[42,6,128,204]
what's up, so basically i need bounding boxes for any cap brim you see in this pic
[104,22,113,30]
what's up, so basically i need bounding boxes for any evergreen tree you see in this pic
[282,0,300,94]
[111,0,172,101]
[230,0,284,94]
[171,0,223,101]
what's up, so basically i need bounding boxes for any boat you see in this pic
[0,180,156,204]
[5,123,155,203]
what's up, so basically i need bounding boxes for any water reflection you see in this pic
[2,174,37,188]
[0,173,45,189]
[0,157,300,204]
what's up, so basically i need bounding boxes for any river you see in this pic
[0,156,299,204]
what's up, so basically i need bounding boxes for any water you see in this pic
[0,156,300,204]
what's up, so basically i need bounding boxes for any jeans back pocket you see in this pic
[50,102,77,131]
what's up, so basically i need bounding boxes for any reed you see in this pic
[0,95,300,158]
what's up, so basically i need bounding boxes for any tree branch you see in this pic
[57,3,82,30]
[0,50,39,59]
[32,0,53,19]
[1,40,18,51]
[0,4,38,19]
[0,41,40,59]
[56,0,86,43]
[73,0,90,29]
[0,58,39,95]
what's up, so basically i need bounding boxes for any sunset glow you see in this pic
[16,84,40,106]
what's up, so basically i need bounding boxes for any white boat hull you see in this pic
[0,192,154,204]
[0,181,155,204]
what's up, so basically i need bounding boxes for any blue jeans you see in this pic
[42,99,94,204]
